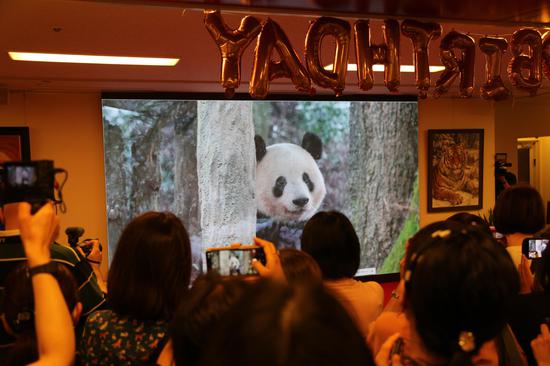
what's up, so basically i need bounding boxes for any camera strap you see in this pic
[53,168,68,213]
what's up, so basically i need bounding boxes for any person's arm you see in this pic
[383,279,405,313]
[77,240,107,294]
[519,255,534,294]
[374,332,403,366]
[18,202,75,366]
[532,324,550,366]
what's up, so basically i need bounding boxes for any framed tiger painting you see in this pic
[427,129,484,213]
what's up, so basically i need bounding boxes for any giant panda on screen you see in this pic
[255,133,326,248]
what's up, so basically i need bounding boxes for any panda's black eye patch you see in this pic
[273,176,287,198]
[303,173,314,192]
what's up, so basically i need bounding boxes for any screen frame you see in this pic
[101,92,416,283]
[102,92,418,102]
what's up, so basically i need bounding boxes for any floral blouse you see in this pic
[79,309,168,366]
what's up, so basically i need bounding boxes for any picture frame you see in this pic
[427,129,484,213]
[0,127,30,162]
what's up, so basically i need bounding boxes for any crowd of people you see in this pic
[0,183,550,366]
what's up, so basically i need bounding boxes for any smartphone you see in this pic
[205,246,266,276]
[522,238,549,259]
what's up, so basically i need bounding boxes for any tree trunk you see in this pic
[104,123,129,262]
[345,102,418,270]
[197,101,256,251]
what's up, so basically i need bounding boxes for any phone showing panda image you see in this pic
[522,238,549,260]
[205,246,266,276]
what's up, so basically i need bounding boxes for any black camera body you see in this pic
[1,160,55,205]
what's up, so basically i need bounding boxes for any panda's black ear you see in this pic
[302,132,322,160]
[255,135,267,162]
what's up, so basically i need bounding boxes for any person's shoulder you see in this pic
[371,311,406,333]
[50,243,82,266]
[357,280,384,298]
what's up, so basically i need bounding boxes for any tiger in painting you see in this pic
[432,142,479,206]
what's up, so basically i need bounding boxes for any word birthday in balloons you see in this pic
[204,10,550,100]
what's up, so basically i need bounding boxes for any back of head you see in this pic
[108,211,191,320]
[4,263,78,366]
[407,221,461,264]
[404,221,519,365]
[199,279,373,366]
[446,212,492,237]
[279,248,322,285]
[301,211,360,279]
[493,184,545,235]
[171,274,250,366]
[535,230,550,293]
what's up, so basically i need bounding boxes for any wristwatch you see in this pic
[28,262,57,277]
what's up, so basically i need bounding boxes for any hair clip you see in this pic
[431,229,451,239]
[404,269,412,282]
[458,331,475,353]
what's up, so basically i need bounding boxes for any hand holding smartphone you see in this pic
[522,238,549,260]
[205,245,266,276]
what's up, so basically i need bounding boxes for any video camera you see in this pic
[495,160,512,176]
[65,226,102,256]
[0,160,67,213]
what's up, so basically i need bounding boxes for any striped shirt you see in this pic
[0,230,106,315]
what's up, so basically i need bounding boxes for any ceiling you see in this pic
[104,0,550,26]
[1,0,549,97]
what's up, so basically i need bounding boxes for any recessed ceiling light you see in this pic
[325,64,445,73]
[8,52,179,66]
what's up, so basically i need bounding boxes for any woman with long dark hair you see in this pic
[79,212,191,365]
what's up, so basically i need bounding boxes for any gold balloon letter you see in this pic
[434,31,476,98]
[479,37,510,101]
[354,19,401,92]
[508,28,543,96]
[401,19,442,99]
[204,10,262,98]
[249,19,313,99]
[305,17,351,97]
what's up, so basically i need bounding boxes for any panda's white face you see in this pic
[256,143,326,223]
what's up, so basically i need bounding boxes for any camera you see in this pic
[65,227,102,257]
[495,160,512,176]
[1,160,55,206]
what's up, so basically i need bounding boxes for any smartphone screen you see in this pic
[205,247,266,276]
[522,238,549,259]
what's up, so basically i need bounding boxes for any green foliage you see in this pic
[379,176,420,274]
[294,101,350,144]
[478,208,494,226]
